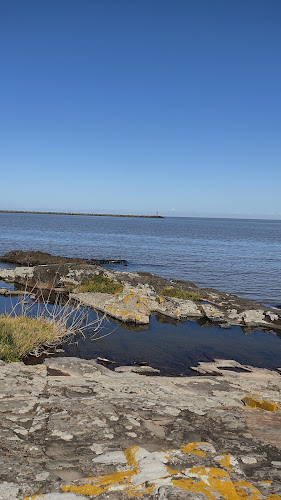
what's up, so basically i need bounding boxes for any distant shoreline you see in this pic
[0,210,163,219]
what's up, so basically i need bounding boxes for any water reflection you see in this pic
[1,294,281,376]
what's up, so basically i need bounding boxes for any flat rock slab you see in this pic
[0,357,281,498]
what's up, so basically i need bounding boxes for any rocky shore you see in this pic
[0,357,281,499]
[0,251,281,498]
[0,250,281,333]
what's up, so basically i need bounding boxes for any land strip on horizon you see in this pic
[0,210,163,219]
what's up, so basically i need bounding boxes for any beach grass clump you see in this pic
[161,286,200,301]
[0,315,65,362]
[78,274,123,294]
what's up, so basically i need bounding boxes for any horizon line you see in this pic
[0,209,280,222]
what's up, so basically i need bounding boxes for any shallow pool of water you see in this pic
[63,310,281,376]
[1,295,281,376]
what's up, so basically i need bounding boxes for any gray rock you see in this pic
[115,365,160,375]
[0,357,281,498]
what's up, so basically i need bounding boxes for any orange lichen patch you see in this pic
[172,467,240,500]
[172,477,216,499]
[123,294,134,304]
[181,441,211,457]
[234,480,265,499]
[124,445,139,468]
[125,484,155,498]
[61,446,146,498]
[62,470,135,496]
[157,295,164,304]
[91,470,134,486]
[62,483,107,495]
[214,454,234,471]
[59,443,280,499]
[242,397,278,412]
[166,466,179,475]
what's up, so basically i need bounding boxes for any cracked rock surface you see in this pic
[0,357,280,498]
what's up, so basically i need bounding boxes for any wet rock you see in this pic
[90,258,127,265]
[96,357,115,365]
[115,365,160,375]
[190,359,254,376]
[0,251,127,269]
[0,250,88,266]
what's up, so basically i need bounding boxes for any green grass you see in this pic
[161,286,200,301]
[78,274,124,294]
[0,315,65,362]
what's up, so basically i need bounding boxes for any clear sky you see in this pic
[1,0,280,218]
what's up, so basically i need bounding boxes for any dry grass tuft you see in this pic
[0,285,106,362]
[0,315,65,362]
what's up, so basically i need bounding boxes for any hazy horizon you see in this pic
[1,207,281,221]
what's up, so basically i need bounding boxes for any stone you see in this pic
[241,456,258,464]
[115,365,160,375]
[0,357,281,498]
[72,291,150,324]
[92,451,127,464]
[242,397,279,412]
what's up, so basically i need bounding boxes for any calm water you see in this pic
[1,294,281,376]
[0,212,280,304]
[1,212,281,373]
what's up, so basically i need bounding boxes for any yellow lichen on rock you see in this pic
[181,441,212,457]
[172,467,240,499]
[234,479,266,499]
[214,454,235,471]
[61,483,106,495]
[242,397,279,412]
[59,442,281,499]
[124,445,139,468]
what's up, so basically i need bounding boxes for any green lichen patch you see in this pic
[161,286,200,301]
[78,274,124,294]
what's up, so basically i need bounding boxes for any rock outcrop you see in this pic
[0,250,126,268]
[1,260,281,332]
[0,250,88,266]
[0,357,280,499]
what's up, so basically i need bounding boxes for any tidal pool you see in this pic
[1,294,281,376]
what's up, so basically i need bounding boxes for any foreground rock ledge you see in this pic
[0,357,281,499]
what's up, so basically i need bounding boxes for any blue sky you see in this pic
[1,0,280,218]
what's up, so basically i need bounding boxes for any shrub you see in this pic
[78,274,123,294]
[161,286,200,301]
